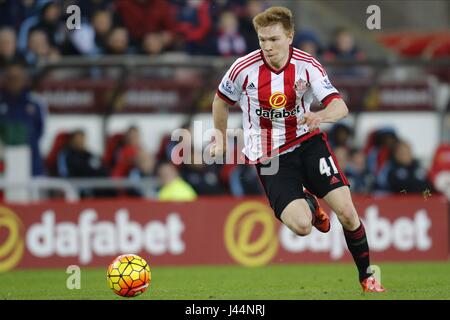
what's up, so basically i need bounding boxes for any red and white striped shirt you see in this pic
[217,46,341,161]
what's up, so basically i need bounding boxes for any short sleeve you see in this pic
[217,63,244,105]
[307,62,341,107]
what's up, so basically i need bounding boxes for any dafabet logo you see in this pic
[224,201,278,266]
[268,92,287,109]
[0,207,25,272]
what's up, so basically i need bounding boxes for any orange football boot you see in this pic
[361,276,386,293]
[304,191,330,233]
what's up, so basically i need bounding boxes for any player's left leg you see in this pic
[300,133,385,292]
[323,186,385,292]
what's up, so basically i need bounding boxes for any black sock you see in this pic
[343,221,372,281]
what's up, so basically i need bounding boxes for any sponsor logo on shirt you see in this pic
[269,92,287,109]
[255,105,301,119]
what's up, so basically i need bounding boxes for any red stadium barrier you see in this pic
[0,196,448,271]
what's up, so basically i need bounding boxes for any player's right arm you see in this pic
[210,61,244,157]
[210,93,232,157]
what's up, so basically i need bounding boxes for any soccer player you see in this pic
[210,6,385,293]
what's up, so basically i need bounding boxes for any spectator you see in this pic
[156,119,192,163]
[226,164,264,196]
[217,11,246,57]
[324,27,365,61]
[0,61,47,176]
[0,27,25,68]
[157,161,197,201]
[238,0,265,53]
[105,27,130,55]
[112,126,155,178]
[18,1,66,53]
[68,9,113,56]
[0,0,39,30]
[327,122,353,149]
[173,0,215,55]
[58,129,108,178]
[76,0,112,19]
[365,127,399,176]
[294,30,322,57]
[180,149,227,195]
[25,28,60,65]
[346,149,372,193]
[380,141,433,194]
[115,0,175,50]
[333,146,350,171]
[219,129,264,196]
[141,32,165,55]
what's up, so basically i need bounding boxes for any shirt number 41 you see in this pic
[319,156,339,176]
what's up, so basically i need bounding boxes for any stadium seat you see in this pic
[429,144,450,186]
[377,32,414,50]
[45,132,71,176]
[430,38,450,58]
[103,133,125,169]
[377,31,450,58]
[156,134,172,163]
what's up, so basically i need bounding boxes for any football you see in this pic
[107,254,151,297]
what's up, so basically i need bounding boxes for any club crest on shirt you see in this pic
[294,79,310,96]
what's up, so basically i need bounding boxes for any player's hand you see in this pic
[209,142,226,158]
[298,112,322,131]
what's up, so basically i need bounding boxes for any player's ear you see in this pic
[287,31,294,45]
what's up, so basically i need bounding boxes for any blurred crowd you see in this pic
[1,0,448,202]
[42,119,448,201]
[0,58,448,201]
[0,0,366,69]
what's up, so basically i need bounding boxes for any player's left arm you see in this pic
[299,98,348,131]
[298,61,348,131]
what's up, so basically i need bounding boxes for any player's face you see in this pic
[257,23,293,68]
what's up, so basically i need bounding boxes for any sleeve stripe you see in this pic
[321,93,341,107]
[229,51,261,80]
[292,55,326,76]
[293,48,325,74]
[231,57,261,82]
[216,89,238,105]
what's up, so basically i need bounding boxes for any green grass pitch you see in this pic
[0,262,449,300]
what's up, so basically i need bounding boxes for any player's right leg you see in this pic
[280,199,313,236]
[255,152,314,237]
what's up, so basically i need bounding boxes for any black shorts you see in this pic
[255,132,349,221]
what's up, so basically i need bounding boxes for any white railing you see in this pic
[0,177,159,203]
